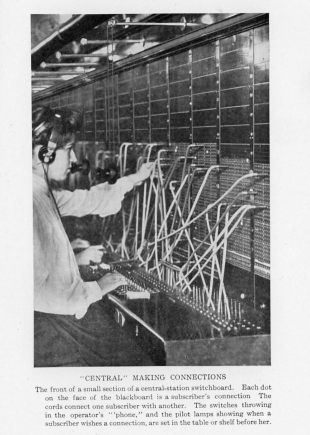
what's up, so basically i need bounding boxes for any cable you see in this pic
[207,204,224,308]
[148,171,261,246]
[206,208,230,318]
[179,205,255,289]
[169,182,212,305]
[178,190,250,275]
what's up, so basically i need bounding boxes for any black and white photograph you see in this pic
[1,1,310,434]
[31,13,270,367]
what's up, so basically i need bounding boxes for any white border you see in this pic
[1,1,310,434]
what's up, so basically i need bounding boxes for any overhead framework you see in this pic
[32,13,251,95]
[31,15,114,69]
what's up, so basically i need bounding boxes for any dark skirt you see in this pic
[34,300,154,367]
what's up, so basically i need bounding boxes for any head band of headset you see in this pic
[38,113,62,164]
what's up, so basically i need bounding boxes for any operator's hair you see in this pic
[32,105,82,149]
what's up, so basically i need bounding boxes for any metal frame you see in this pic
[31,15,114,69]
[33,13,268,101]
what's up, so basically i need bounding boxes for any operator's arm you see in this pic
[53,163,154,217]
[34,268,126,320]
[53,177,134,217]
[33,196,127,319]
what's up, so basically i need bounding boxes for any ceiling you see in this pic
[31,14,238,94]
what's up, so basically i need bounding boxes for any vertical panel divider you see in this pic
[188,49,193,260]
[147,63,151,144]
[112,75,115,149]
[215,40,221,289]
[131,72,135,144]
[106,70,111,147]
[216,40,221,194]
[115,74,119,151]
[249,28,256,308]
[189,49,193,144]
[117,76,120,147]
[103,79,108,145]
[129,70,133,145]
[111,73,115,149]
[166,57,171,145]
[92,83,96,145]
[82,87,86,142]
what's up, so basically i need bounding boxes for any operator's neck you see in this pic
[32,162,45,179]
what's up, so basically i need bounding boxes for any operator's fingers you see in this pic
[117,276,128,286]
[90,245,105,251]
[71,238,90,249]
[141,162,154,171]
[109,271,124,280]
[109,272,127,284]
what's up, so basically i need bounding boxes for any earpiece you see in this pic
[38,146,56,164]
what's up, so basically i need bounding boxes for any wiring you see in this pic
[98,143,267,328]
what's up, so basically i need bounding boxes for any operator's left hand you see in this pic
[75,245,104,265]
[71,238,90,250]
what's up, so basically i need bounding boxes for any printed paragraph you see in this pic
[35,378,272,428]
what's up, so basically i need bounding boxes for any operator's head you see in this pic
[32,105,82,181]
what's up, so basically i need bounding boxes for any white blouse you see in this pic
[33,174,135,319]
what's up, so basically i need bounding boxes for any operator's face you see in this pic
[47,134,77,182]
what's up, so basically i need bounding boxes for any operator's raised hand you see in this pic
[132,162,155,186]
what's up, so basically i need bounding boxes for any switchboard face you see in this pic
[41,21,269,283]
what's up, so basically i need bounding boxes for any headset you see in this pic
[32,110,65,218]
[37,113,63,165]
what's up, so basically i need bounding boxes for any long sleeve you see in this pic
[33,174,104,319]
[53,177,136,217]
[34,256,103,319]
